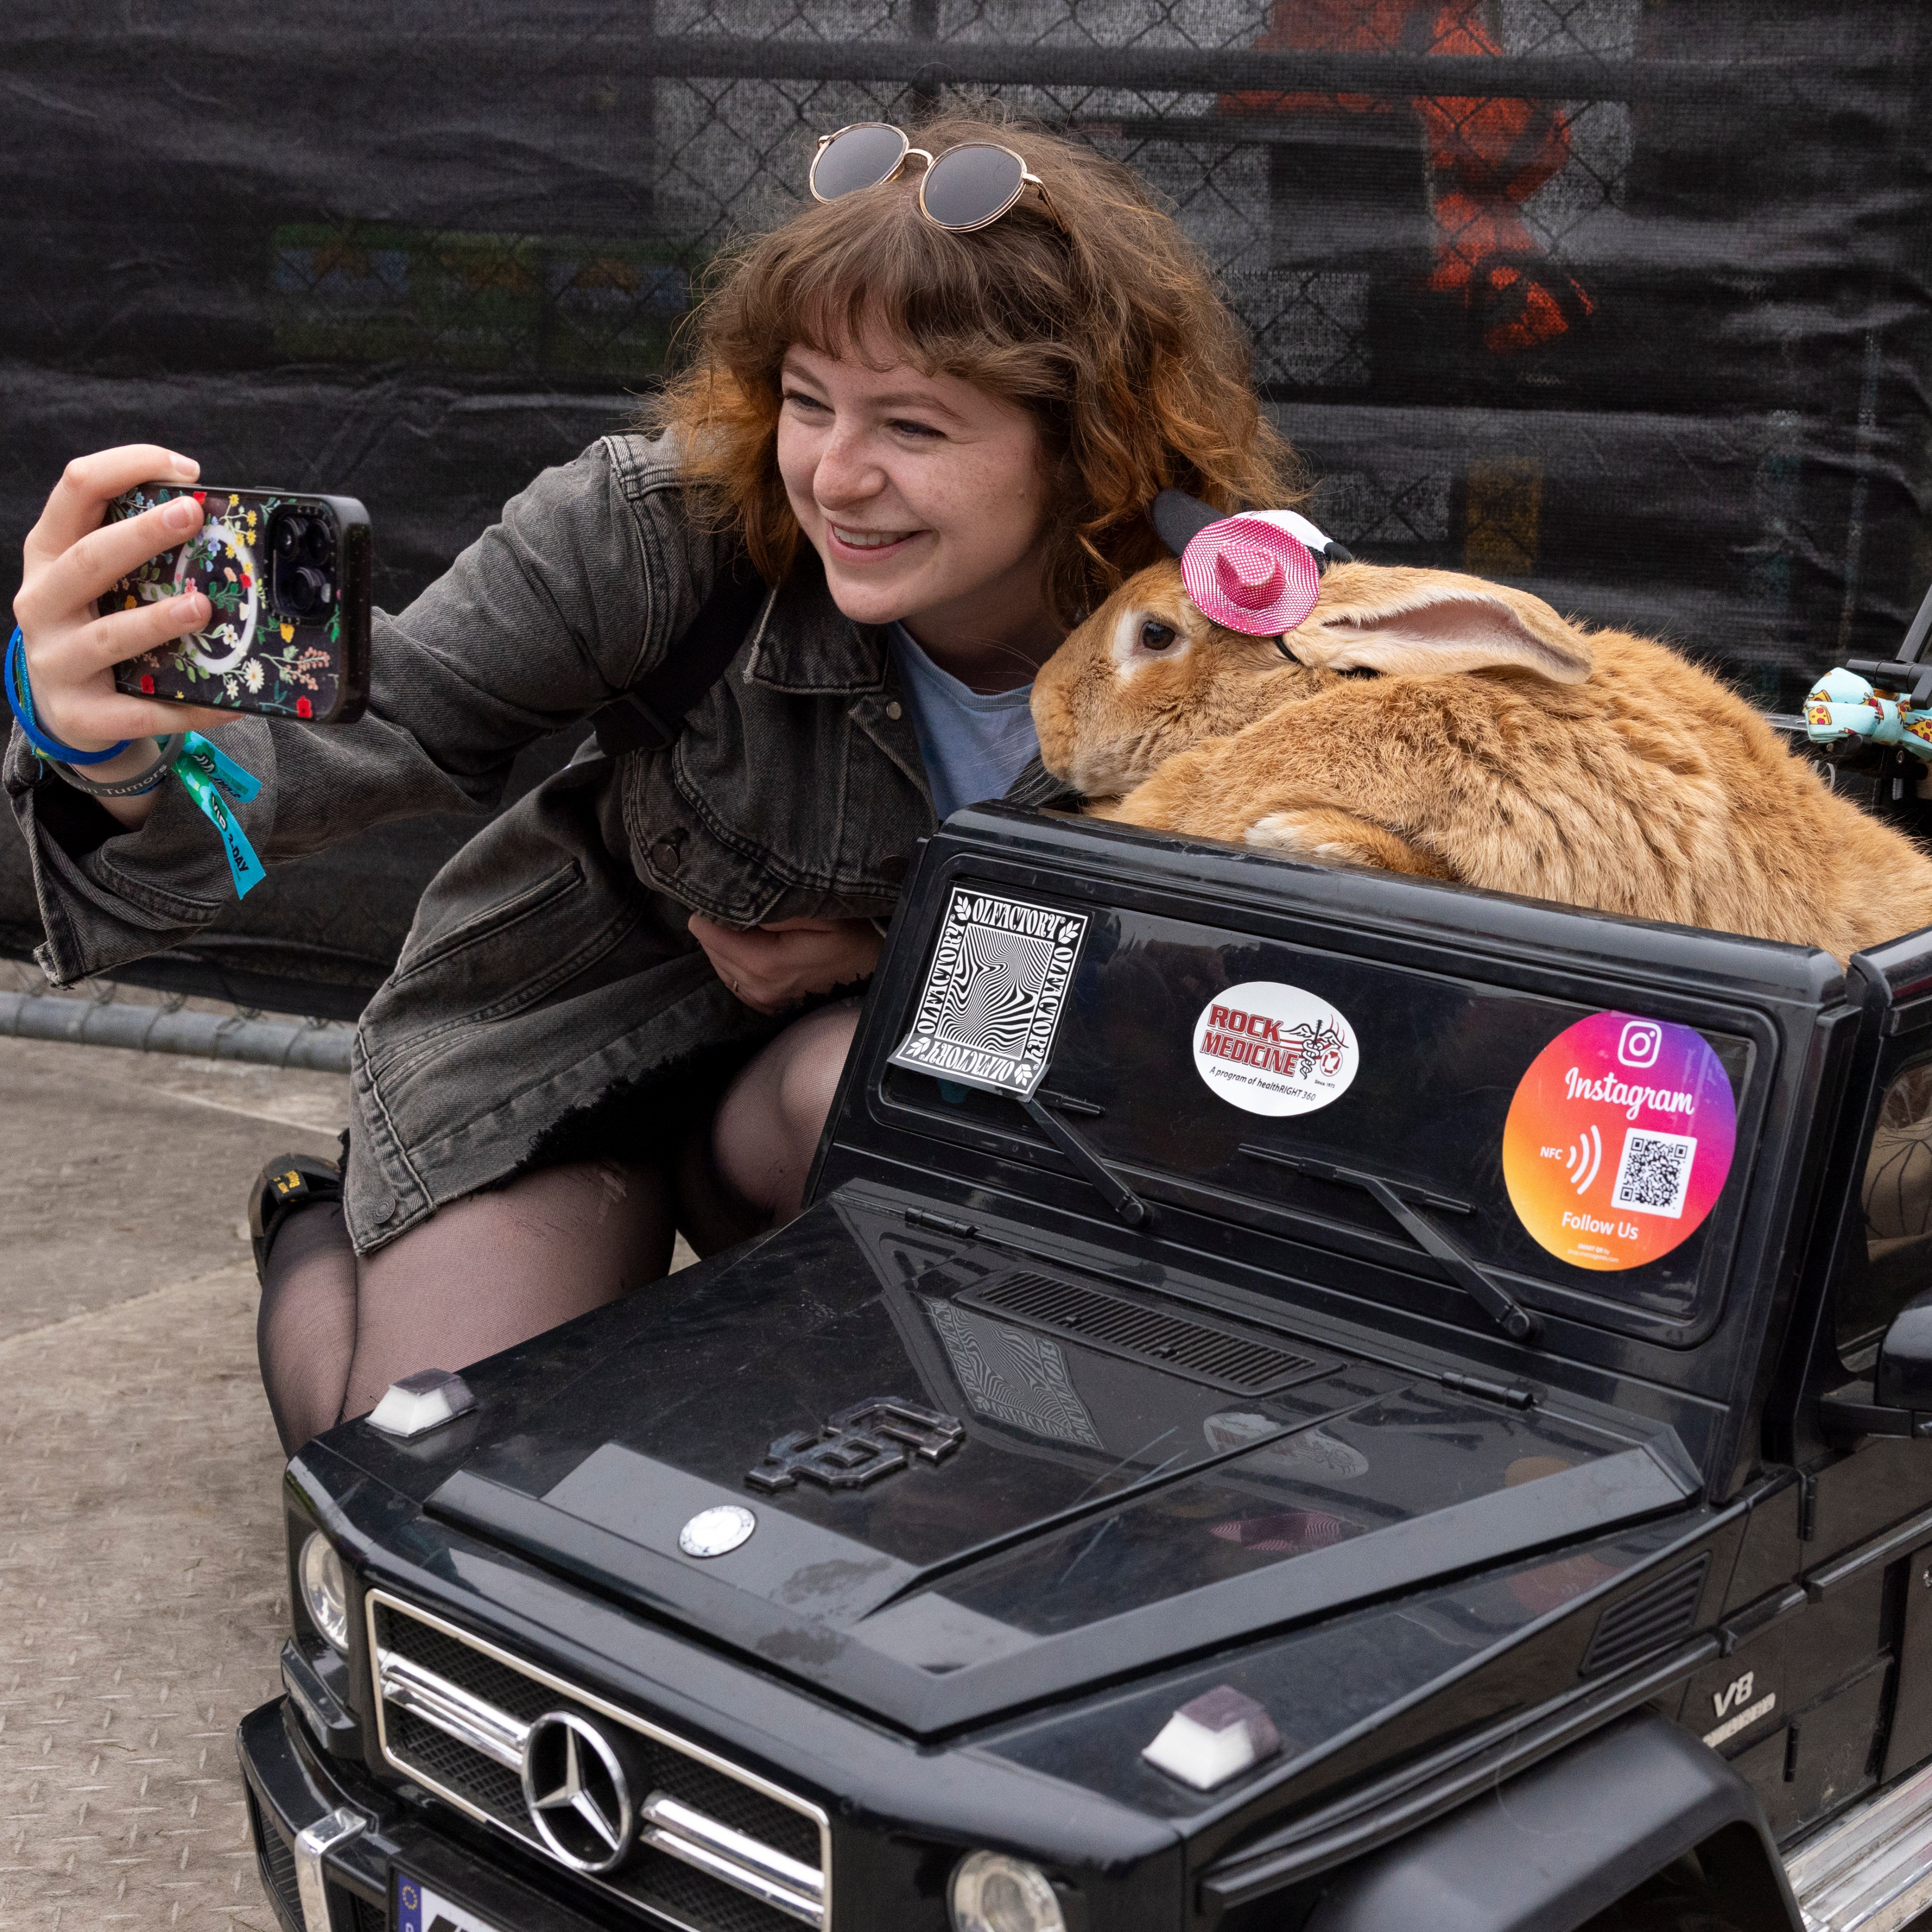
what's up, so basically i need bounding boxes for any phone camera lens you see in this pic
[286,568,327,616]
[267,508,337,623]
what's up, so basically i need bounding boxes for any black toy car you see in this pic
[239,800,1932,1932]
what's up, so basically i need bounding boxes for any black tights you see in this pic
[256,1162,675,1452]
[256,999,861,1454]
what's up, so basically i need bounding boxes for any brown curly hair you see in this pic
[646,101,1302,626]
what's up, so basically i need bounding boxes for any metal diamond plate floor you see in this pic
[0,994,698,1928]
[0,1008,352,1930]
[0,1262,289,1929]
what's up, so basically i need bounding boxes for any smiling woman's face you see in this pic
[775,339,1059,679]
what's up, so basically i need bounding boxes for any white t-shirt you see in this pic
[887,623,1041,822]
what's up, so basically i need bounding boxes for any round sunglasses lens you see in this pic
[922,144,1026,229]
[813,125,907,200]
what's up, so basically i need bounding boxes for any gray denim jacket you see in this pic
[7,431,1059,1252]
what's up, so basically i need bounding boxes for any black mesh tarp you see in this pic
[5,2,1929,1017]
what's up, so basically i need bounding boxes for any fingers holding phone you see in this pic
[101,483,369,726]
[14,449,371,750]
[13,446,229,755]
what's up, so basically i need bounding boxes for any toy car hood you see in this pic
[419,1186,1698,1737]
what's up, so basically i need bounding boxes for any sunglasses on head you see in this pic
[809,122,1066,233]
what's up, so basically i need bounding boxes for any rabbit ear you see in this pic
[1289,573,1593,684]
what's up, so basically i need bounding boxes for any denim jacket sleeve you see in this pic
[5,432,716,986]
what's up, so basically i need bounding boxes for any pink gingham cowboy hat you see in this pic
[1152,490,1352,639]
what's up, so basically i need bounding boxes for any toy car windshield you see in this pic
[879,857,1758,1350]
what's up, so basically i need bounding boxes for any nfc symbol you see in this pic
[1618,1020,1663,1069]
[1567,1123,1602,1193]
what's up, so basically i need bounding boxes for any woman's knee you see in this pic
[705,998,862,1227]
[775,1003,862,1144]
[338,1158,676,1423]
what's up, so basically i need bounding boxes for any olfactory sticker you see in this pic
[1192,981,1359,1117]
[889,889,1087,1099]
[1502,1012,1737,1271]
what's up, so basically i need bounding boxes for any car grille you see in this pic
[368,1592,829,1932]
[248,1786,302,1930]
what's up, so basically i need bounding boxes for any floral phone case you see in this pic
[103,485,371,723]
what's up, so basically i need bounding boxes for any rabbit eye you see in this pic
[1140,620,1177,650]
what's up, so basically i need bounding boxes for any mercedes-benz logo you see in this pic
[520,1710,634,1873]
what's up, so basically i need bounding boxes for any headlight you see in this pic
[298,1532,351,1654]
[949,1851,1067,1932]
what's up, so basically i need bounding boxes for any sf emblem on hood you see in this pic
[521,1710,633,1873]
[748,1396,964,1493]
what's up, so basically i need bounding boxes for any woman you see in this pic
[6,105,1298,1453]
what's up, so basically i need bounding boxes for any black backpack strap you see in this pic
[592,548,769,758]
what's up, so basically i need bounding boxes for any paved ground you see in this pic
[0,983,685,1929]
[0,1258,293,1930]
[0,1001,348,1931]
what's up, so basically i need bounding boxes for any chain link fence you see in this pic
[3,1,1928,1013]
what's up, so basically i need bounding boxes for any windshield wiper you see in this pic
[1238,1145,1538,1343]
[1022,1093,1151,1229]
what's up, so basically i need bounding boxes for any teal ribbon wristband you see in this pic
[169,731,266,898]
[4,624,265,899]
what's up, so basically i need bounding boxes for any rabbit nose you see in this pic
[1215,549,1287,611]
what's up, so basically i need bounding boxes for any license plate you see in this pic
[394,1871,510,1932]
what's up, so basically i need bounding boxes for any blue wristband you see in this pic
[5,627,132,765]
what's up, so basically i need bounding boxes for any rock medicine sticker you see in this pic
[1192,981,1359,1116]
[889,889,1087,1099]
[1502,1012,1737,1272]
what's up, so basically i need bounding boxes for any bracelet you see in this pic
[4,626,132,765]
[5,625,267,900]
[49,735,180,798]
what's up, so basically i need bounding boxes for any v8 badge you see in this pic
[1701,1667,1778,1750]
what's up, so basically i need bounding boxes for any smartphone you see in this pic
[102,484,371,724]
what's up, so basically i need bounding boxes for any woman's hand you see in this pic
[688,913,882,1015]
[13,448,238,785]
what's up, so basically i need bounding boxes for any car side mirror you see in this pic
[1820,1288,1932,1440]
[1877,1289,1932,1410]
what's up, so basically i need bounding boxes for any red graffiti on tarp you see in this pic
[1219,0,1596,355]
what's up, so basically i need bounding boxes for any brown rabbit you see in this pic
[1029,557,1932,963]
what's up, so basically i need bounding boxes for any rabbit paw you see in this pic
[1244,809,1451,879]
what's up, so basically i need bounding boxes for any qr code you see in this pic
[1611,1128,1698,1219]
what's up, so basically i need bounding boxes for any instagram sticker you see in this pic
[1501,1011,1737,1272]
